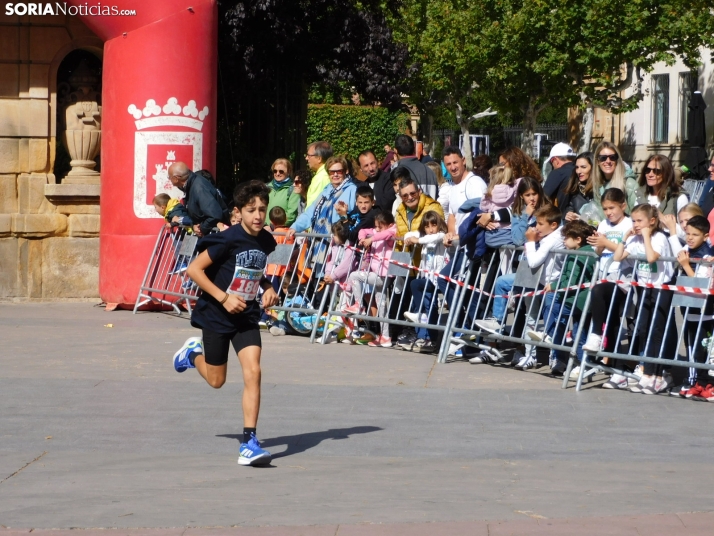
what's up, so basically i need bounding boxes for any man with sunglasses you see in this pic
[543,142,576,201]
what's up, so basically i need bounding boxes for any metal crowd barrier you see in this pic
[133,225,202,315]
[318,240,469,348]
[438,247,600,372]
[575,254,714,392]
[262,231,333,343]
[682,179,705,205]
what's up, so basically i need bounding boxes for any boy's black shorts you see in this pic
[202,326,262,366]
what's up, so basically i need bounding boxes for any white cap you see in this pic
[548,142,575,159]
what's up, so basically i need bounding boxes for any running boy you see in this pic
[172,180,279,466]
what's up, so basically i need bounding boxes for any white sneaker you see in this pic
[629,374,655,394]
[642,372,673,395]
[627,365,643,386]
[469,351,492,364]
[582,333,602,353]
[474,318,502,334]
[527,330,553,344]
[602,373,628,389]
[516,353,537,370]
[569,365,581,379]
[269,326,286,336]
[404,312,419,323]
[448,342,464,357]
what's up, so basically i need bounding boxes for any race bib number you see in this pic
[227,267,263,301]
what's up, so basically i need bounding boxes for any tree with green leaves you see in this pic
[396,0,714,158]
[394,0,497,169]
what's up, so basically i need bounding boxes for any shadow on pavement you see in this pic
[217,425,383,459]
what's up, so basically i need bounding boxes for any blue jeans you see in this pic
[543,293,584,367]
[410,278,437,340]
[492,273,516,321]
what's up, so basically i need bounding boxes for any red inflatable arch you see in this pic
[68,0,218,304]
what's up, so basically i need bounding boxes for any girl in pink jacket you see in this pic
[342,211,397,347]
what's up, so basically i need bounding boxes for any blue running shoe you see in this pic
[238,434,272,466]
[173,336,202,372]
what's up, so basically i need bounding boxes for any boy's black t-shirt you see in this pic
[190,225,277,333]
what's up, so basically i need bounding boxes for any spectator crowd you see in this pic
[157,135,714,402]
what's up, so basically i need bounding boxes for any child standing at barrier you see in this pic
[662,203,705,257]
[511,178,548,246]
[583,204,676,394]
[265,206,294,291]
[402,210,450,353]
[153,193,193,229]
[672,216,714,400]
[588,188,632,278]
[172,180,278,466]
[335,185,381,244]
[529,220,596,376]
[323,220,358,341]
[153,193,194,275]
[475,205,564,370]
[342,211,397,347]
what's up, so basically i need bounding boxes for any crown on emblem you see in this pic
[127,97,209,131]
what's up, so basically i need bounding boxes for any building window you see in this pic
[680,71,698,143]
[652,74,670,144]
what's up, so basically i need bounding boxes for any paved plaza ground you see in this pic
[1,303,713,535]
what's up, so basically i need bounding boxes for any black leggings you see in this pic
[590,282,677,375]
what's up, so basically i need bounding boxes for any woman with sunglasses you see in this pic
[288,155,357,237]
[266,158,302,227]
[591,141,639,213]
[636,154,688,217]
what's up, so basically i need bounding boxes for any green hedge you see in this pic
[306,104,409,161]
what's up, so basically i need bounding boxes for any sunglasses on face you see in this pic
[329,169,345,175]
[272,169,286,174]
[401,190,419,200]
[597,154,619,163]
[644,166,663,176]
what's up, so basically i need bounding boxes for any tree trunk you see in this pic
[421,113,435,157]
[578,102,595,153]
[521,98,537,159]
[455,105,473,170]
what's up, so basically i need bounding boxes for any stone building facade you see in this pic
[0,12,103,300]
[579,50,714,170]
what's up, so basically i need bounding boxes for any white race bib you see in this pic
[227,267,263,301]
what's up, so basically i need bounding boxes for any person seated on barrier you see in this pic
[402,210,450,354]
[479,164,521,248]
[323,220,358,341]
[336,184,381,244]
[672,216,714,401]
[153,193,193,229]
[474,205,564,370]
[528,220,596,377]
[342,211,397,348]
[393,176,445,349]
[583,204,676,395]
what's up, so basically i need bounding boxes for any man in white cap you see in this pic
[543,142,576,201]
